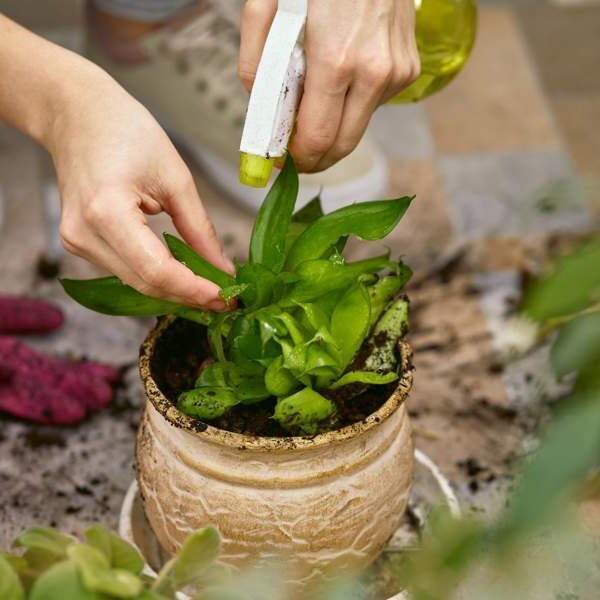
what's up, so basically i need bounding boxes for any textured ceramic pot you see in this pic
[137,316,414,590]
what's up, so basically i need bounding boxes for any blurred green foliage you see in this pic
[397,234,600,599]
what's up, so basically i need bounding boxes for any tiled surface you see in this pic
[552,94,600,179]
[514,4,600,96]
[383,160,454,268]
[1,0,599,550]
[369,104,435,161]
[439,149,590,238]
[424,6,562,155]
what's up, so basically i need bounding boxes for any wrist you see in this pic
[40,57,116,154]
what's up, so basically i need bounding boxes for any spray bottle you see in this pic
[239,0,477,188]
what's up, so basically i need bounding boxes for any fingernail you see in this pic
[221,254,236,275]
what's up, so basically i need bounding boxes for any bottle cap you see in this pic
[239,153,274,188]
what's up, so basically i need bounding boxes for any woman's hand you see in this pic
[0,16,231,310]
[49,71,233,311]
[238,0,420,173]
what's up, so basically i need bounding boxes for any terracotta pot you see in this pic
[137,316,414,590]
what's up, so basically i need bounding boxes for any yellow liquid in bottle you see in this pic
[389,0,478,104]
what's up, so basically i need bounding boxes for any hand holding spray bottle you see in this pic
[239,0,477,188]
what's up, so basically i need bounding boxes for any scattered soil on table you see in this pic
[150,318,396,437]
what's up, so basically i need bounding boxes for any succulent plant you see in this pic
[61,158,413,434]
[0,524,219,600]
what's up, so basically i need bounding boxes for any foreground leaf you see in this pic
[550,312,600,378]
[495,393,600,544]
[12,527,72,558]
[29,560,107,600]
[286,196,413,270]
[170,527,221,589]
[153,527,220,594]
[67,544,141,598]
[523,237,600,321]
[0,555,24,600]
[84,524,144,575]
[164,234,236,289]
[249,157,299,272]
[60,277,212,324]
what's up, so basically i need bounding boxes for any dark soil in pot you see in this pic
[150,317,399,437]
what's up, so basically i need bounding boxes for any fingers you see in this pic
[238,0,277,91]
[312,73,383,173]
[60,197,228,311]
[288,54,350,172]
[287,0,420,173]
[165,174,235,276]
[380,4,420,104]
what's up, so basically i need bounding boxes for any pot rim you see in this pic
[139,315,413,451]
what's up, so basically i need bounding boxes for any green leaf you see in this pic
[367,275,404,328]
[178,387,240,420]
[170,527,220,589]
[294,302,330,332]
[523,237,600,322]
[163,233,236,289]
[200,361,270,403]
[273,388,336,435]
[303,344,338,377]
[249,157,299,272]
[67,544,141,599]
[226,314,263,363]
[29,560,108,600]
[153,527,220,594]
[274,312,309,345]
[13,527,72,558]
[496,393,600,543]
[550,313,600,378]
[235,263,278,309]
[0,555,24,600]
[364,298,409,373]
[0,553,28,576]
[328,370,398,390]
[84,524,144,575]
[291,195,324,224]
[330,283,371,372]
[265,356,298,397]
[285,197,324,256]
[195,362,229,388]
[60,277,212,324]
[207,312,237,364]
[286,196,413,270]
[283,254,393,304]
[218,283,249,303]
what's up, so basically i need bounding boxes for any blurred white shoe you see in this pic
[86,1,388,212]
